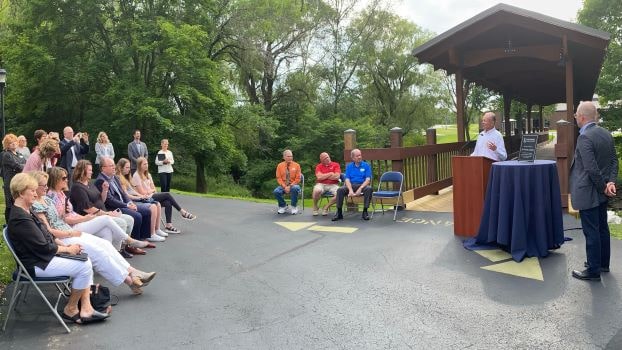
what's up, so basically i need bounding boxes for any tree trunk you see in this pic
[194,153,207,193]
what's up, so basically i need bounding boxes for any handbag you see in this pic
[56,252,89,261]
[136,197,156,204]
[80,284,117,313]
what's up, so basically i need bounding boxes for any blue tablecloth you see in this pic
[467,160,565,261]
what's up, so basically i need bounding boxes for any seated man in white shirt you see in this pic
[471,112,507,161]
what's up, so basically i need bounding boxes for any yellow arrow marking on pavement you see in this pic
[308,225,358,234]
[475,249,512,262]
[274,222,316,232]
[481,257,544,281]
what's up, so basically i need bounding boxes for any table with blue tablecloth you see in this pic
[465,160,565,261]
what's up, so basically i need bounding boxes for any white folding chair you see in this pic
[370,171,404,221]
[2,228,72,333]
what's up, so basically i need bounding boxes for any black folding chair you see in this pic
[2,228,72,333]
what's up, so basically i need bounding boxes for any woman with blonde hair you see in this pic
[23,137,58,172]
[115,158,167,238]
[29,170,156,295]
[16,135,30,159]
[155,139,174,192]
[8,173,109,324]
[132,157,196,234]
[2,134,26,221]
[95,131,115,168]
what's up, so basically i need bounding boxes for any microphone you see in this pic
[459,140,475,153]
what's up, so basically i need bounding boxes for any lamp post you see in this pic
[0,68,6,139]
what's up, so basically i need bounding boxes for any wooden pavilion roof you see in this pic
[412,3,610,106]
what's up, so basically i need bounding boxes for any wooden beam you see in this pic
[462,44,561,67]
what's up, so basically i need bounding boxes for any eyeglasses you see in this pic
[62,176,68,180]
[38,184,48,188]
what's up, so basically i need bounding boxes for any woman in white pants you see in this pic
[29,170,156,295]
[8,173,108,324]
[46,166,146,252]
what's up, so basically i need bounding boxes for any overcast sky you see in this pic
[391,0,584,35]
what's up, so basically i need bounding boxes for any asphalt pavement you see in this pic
[1,194,621,349]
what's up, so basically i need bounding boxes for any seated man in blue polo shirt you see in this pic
[332,148,373,221]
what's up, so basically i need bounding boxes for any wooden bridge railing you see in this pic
[343,128,549,204]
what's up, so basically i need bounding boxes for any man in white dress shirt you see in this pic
[471,112,507,161]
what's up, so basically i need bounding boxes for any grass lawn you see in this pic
[435,124,481,144]
[0,188,13,288]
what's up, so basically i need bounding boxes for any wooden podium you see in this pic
[452,156,495,236]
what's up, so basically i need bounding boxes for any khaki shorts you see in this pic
[313,183,339,195]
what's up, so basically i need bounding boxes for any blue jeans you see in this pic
[274,185,301,208]
[580,202,610,274]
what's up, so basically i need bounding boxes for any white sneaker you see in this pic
[291,207,299,215]
[156,229,169,237]
[277,207,286,214]
[147,235,165,242]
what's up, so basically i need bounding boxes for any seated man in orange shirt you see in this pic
[312,152,341,216]
[274,149,302,214]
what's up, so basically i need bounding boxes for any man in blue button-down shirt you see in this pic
[332,148,372,221]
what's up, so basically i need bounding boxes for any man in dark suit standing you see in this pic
[128,129,148,175]
[60,126,89,181]
[570,101,618,281]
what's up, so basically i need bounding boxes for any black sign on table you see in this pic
[518,134,538,162]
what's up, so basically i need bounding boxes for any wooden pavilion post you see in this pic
[527,103,533,133]
[503,94,512,136]
[556,35,576,208]
[455,70,465,142]
[539,105,544,132]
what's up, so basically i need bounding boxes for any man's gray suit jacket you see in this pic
[570,123,618,210]
[127,141,148,170]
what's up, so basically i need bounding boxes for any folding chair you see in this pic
[2,228,72,333]
[278,174,304,214]
[318,173,344,211]
[370,171,404,221]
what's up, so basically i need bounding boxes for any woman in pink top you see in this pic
[132,157,196,234]
[23,138,59,172]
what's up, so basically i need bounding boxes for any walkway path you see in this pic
[1,193,621,349]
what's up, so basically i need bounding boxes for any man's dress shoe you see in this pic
[572,269,601,281]
[361,211,370,220]
[584,261,610,272]
[332,214,343,222]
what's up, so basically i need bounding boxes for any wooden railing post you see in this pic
[390,127,404,199]
[426,128,438,194]
[343,129,356,163]
[390,127,403,173]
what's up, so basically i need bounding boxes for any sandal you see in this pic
[181,211,196,221]
[165,225,181,234]
[61,311,82,324]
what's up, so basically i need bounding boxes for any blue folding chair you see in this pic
[2,228,72,333]
[370,171,404,221]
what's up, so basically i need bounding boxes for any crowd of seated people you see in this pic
[3,127,200,326]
